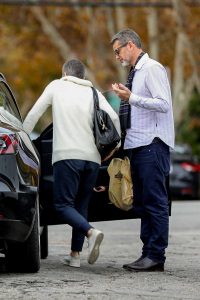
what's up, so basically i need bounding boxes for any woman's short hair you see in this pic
[62,59,85,79]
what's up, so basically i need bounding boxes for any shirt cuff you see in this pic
[129,93,140,105]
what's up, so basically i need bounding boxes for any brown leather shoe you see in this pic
[124,257,164,272]
[123,256,145,270]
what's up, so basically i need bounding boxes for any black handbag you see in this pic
[92,87,121,160]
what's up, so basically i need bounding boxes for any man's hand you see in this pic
[93,186,107,193]
[112,83,131,101]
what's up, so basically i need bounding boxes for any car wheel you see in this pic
[6,205,40,273]
[40,225,48,259]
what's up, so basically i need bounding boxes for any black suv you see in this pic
[0,73,40,272]
[170,144,200,199]
[0,74,135,273]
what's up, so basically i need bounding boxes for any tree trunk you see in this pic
[105,0,127,83]
[172,32,185,124]
[115,6,126,32]
[172,0,200,124]
[85,6,95,66]
[146,7,159,60]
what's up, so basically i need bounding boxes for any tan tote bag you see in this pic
[107,157,133,211]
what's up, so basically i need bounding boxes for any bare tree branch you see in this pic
[31,6,99,87]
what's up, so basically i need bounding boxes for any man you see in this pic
[111,29,175,272]
[23,59,121,268]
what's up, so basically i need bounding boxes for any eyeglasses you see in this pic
[114,42,128,56]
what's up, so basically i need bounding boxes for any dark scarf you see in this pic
[119,51,145,135]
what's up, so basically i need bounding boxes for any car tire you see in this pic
[6,205,40,273]
[40,225,48,259]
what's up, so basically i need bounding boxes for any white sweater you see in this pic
[23,76,121,165]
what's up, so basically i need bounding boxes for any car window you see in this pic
[0,82,22,126]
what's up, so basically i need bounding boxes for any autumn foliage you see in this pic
[0,1,200,136]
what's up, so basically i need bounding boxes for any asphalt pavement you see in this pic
[0,200,200,300]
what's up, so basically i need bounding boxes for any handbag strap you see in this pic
[91,87,100,110]
[91,87,107,130]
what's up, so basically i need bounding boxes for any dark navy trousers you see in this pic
[53,159,99,252]
[129,141,170,263]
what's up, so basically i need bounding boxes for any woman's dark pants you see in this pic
[53,159,99,252]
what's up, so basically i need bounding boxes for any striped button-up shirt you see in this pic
[124,53,175,150]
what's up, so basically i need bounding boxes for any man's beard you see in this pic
[121,60,131,67]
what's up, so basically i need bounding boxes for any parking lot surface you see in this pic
[0,201,200,300]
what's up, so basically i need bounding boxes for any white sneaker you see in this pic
[63,254,80,268]
[88,229,104,265]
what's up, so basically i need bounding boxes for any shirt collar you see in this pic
[61,75,93,87]
[135,53,149,70]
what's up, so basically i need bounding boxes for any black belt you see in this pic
[131,138,162,153]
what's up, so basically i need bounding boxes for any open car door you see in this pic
[33,124,138,226]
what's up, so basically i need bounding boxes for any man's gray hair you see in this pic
[62,59,85,79]
[111,28,142,48]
